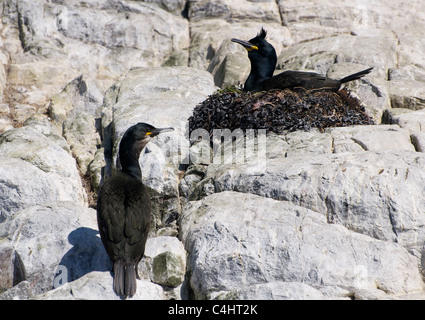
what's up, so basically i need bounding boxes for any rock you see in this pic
[0,126,86,220]
[48,76,104,125]
[138,0,187,15]
[278,34,397,75]
[2,0,189,108]
[188,0,281,23]
[0,202,110,298]
[218,281,326,300]
[180,191,424,299]
[0,247,25,293]
[33,271,163,300]
[278,0,425,43]
[195,149,425,260]
[411,132,425,153]
[63,112,101,175]
[328,124,416,153]
[388,80,425,110]
[143,236,186,288]
[11,104,36,124]
[382,108,425,133]
[282,130,333,156]
[22,114,62,137]
[88,148,106,193]
[150,252,185,288]
[0,117,13,133]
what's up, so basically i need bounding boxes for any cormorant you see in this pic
[97,122,174,298]
[232,28,373,92]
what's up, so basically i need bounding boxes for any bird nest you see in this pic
[188,87,374,138]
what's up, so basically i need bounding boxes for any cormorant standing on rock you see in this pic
[97,122,174,298]
[232,28,373,92]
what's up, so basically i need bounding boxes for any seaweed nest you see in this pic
[188,87,374,137]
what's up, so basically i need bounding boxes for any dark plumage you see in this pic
[97,122,174,298]
[232,28,373,92]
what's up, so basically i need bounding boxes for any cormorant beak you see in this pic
[231,38,259,51]
[148,127,174,137]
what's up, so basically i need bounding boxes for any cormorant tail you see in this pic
[124,263,137,297]
[113,261,137,297]
[340,67,373,84]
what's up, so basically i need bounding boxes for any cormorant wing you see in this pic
[264,70,341,91]
[97,174,151,262]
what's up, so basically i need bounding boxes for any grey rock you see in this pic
[63,112,101,175]
[196,150,425,260]
[48,76,104,125]
[143,236,186,288]
[219,281,326,300]
[0,202,110,298]
[383,108,425,133]
[88,148,106,193]
[34,271,163,300]
[328,125,416,153]
[188,0,281,23]
[180,192,424,299]
[2,0,189,107]
[0,126,86,219]
[411,132,425,153]
[388,80,425,110]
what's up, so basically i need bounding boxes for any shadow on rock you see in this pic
[54,227,112,288]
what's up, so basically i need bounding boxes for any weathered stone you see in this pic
[48,75,104,126]
[0,126,86,209]
[388,80,425,110]
[143,236,186,288]
[411,132,425,152]
[63,112,101,175]
[150,252,185,287]
[2,0,189,107]
[196,150,425,260]
[188,0,281,23]
[0,202,110,298]
[33,272,163,300]
[180,192,424,299]
[383,108,425,133]
[0,126,86,219]
[328,125,416,153]
[217,281,326,300]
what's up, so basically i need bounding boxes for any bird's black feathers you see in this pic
[232,29,373,92]
[258,27,267,39]
[96,122,173,298]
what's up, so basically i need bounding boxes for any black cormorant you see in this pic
[232,28,373,92]
[97,122,174,298]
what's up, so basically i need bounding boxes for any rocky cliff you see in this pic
[0,0,425,300]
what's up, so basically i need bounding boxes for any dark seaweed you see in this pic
[188,87,374,138]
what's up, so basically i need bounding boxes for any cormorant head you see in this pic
[231,28,277,89]
[119,123,174,179]
[128,122,174,141]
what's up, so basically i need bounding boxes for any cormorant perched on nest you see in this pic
[232,28,373,92]
[97,122,174,298]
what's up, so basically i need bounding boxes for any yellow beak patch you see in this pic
[246,45,259,51]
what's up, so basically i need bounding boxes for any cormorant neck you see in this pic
[119,137,150,180]
[245,53,276,91]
